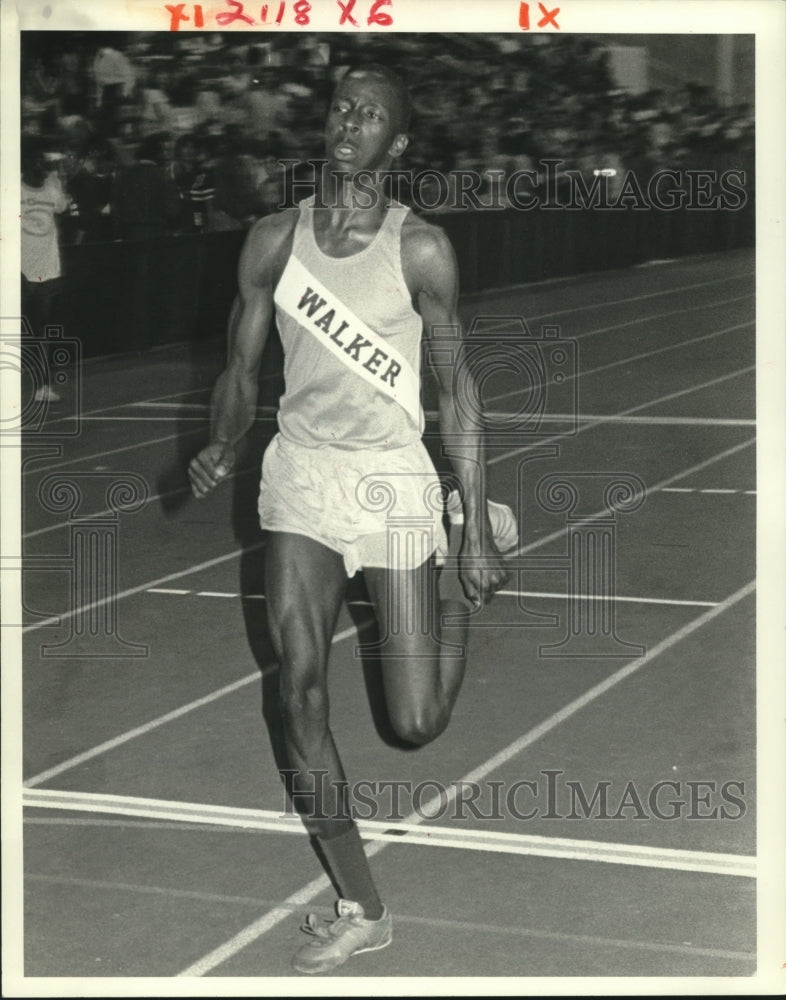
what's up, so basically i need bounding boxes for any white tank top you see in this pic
[272,196,424,450]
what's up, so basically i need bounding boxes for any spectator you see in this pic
[212,128,268,231]
[238,67,289,143]
[138,66,175,136]
[194,79,223,134]
[93,44,136,137]
[65,138,115,244]
[20,135,69,402]
[112,132,182,241]
[169,133,215,233]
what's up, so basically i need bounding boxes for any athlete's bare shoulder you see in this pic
[399,210,458,297]
[239,208,299,289]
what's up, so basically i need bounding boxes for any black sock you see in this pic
[317,823,384,920]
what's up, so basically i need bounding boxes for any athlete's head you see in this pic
[341,64,412,132]
[325,64,411,171]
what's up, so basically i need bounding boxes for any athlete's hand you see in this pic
[188,441,236,498]
[458,536,510,609]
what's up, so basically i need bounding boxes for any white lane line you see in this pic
[24,675,269,790]
[74,415,280,425]
[21,872,756,964]
[660,488,755,496]
[496,590,718,608]
[510,437,756,562]
[479,294,753,339]
[178,578,756,976]
[35,266,752,429]
[21,463,256,541]
[78,416,213,422]
[144,587,717,610]
[180,873,335,976]
[22,294,753,472]
[41,385,211,428]
[117,405,755,429]
[21,367,753,543]
[119,324,754,427]
[20,329,753,538]
[25,816,248,831]
[22,542,265,634]
[23,788,755,879]
[571,294,753,340]
[23,434,754,634]
[145,589,266,600]
[483,314,754,408]
[462,269,754,319]
[130,401,277,413]
[487,413,754,428]
[20,429,203,477]
[134,402,211,409]
[23,621,366,790]
[488,364,756,467]
[661,487,755,495]
[434,580,755,801]
[23,432,754,635]
[41,375,281,429]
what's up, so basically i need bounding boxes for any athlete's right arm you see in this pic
[188,214,293,498]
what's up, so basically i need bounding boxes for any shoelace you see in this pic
[300,912,359,940]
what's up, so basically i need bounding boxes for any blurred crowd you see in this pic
[21,31,755,245]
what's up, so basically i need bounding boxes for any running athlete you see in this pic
[189,65,517,974]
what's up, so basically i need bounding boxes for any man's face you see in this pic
[177,141,197,169]
[324,73,409,174]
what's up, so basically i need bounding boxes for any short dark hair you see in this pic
[21,134,46,174]
[340,63,412,132]
[174,133,199,156]
[137,133,168,165]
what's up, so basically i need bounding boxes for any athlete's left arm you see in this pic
[409,225,509,607]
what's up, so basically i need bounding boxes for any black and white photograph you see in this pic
[2,0,784,994]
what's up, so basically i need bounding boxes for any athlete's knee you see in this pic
[389,705,449,747]
[280,667,329,726]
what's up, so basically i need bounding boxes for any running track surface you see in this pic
[8,247,773,987]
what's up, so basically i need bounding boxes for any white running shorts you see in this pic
[257,434,449,577]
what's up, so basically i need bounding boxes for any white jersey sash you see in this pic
[274,254,423,430]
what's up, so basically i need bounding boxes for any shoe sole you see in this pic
[293,931,392,974]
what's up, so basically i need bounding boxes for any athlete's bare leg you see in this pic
[364,546,470,747]
[265,531,384,917]
[265,532,348,821]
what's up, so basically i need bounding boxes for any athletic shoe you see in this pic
[33,385,61,403]
[292,899,393,974]
[446,489,519,553]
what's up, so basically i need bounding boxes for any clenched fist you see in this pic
[188,441,236,498]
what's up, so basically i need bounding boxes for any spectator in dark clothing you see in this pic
[66,139,114,244]
[112,133,181,241]
[169,134,215,232]
[212,128,267,231]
